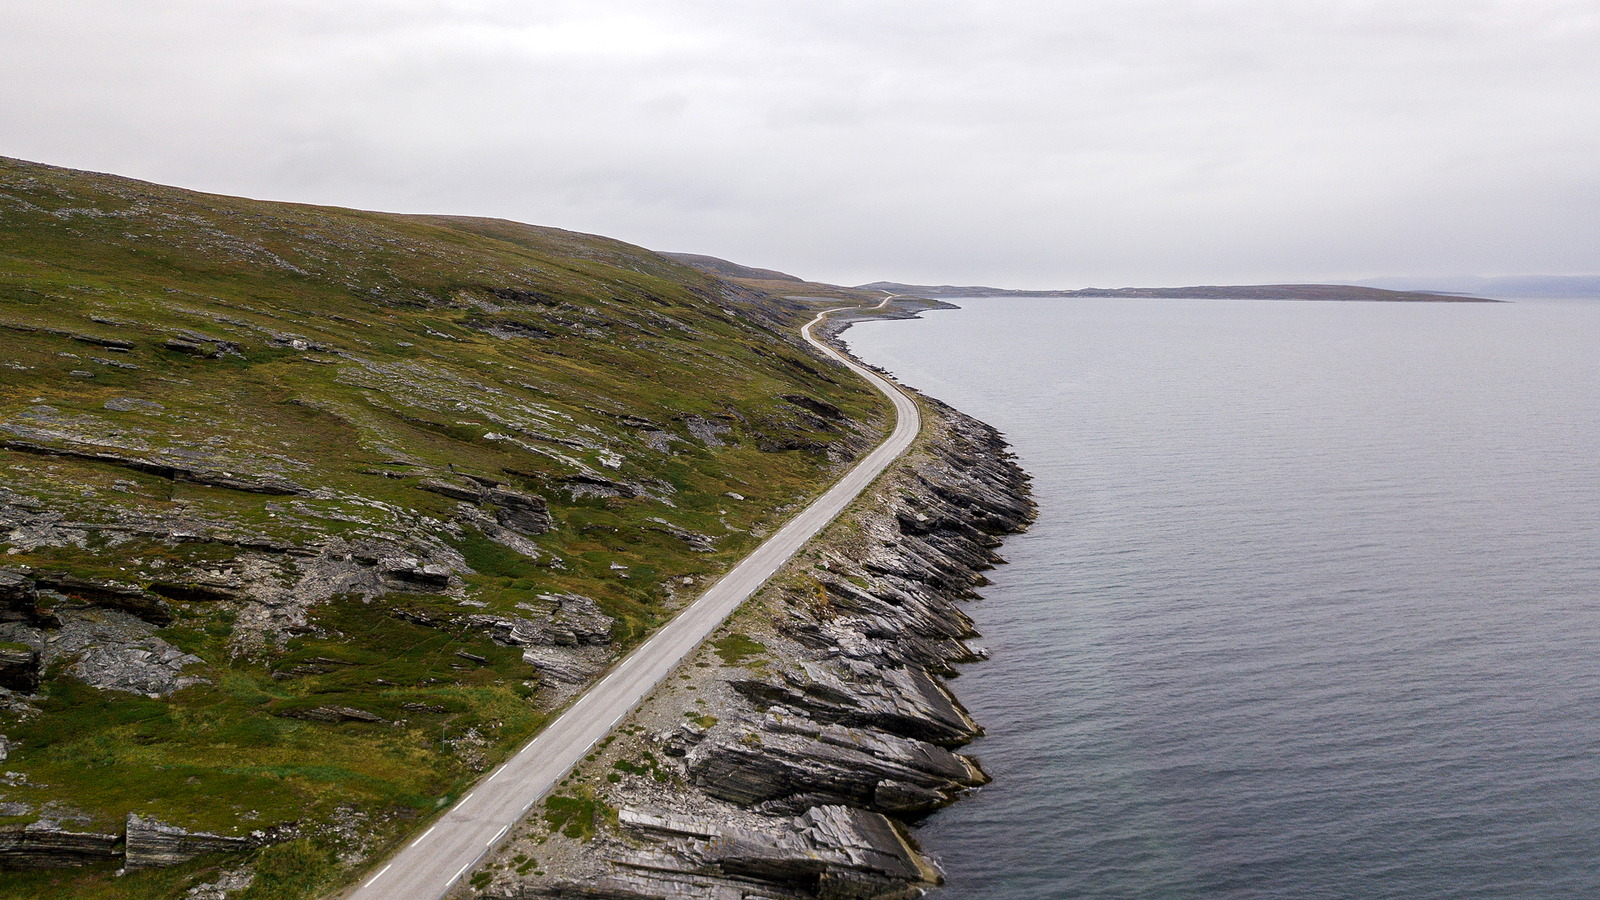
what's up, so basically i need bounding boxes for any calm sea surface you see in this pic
[843,298,1600,900]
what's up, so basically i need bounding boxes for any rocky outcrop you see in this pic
[69,333,136,351]
[124,814,279,868]
[646,518,718,553]
[33,573,173,626]
[0,822,120,868]
[0,607,209,697]
[0,643,41,692]
[389,593,614,692]
[145,579,237,603]
[125,815,247,868]
[380,556,453,587]
[0,569,36,615]
[781,394,845,421]
[418,479,555,537]
[526,806,936,900]
[69,641,208,696]
[0,438,308,496]
[489,486,556,536]
[276,705,387,724]
[0,814,287,870]
[0,575,44,688]
[461,593,615,649]
[486,397,1035,900]
[687,710,987,814]
[728,661,978,746]
[519,646,604,685]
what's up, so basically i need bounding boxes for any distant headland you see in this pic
[661,255,1504,303]
[856,281,1503,303]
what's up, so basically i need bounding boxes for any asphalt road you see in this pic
[343,301,918,900]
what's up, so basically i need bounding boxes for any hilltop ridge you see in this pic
[660,252,805,284]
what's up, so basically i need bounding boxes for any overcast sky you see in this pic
[4,1,1597,288]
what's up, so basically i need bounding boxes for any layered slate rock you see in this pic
[463,593,614,648]
[486,400,1036,900]
[32,573,173,626]
[124,814,257,869]
[0,643,40,692]
[275,705,386,724]
[0,437,308,496]
[687,711,987,814]
[0,823,120,868]
[418,478,555,537]
[527,806,937,900]
[0,570,37,622]
[730,661,979,746]
[0,814,286,870]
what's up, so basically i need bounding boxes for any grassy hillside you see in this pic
[0,157,890,897]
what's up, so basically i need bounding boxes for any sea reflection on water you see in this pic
[845,298,1600,900]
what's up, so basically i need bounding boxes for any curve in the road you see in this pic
[343,302,917,900]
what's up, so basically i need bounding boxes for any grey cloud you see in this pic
[2,0,1596,287]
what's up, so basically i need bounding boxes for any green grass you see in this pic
[711,633,769,666]
[237,840,338,900]
[0,154,893,898]
[542,792,613,841]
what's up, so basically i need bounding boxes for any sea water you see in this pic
[843,298,1600,900]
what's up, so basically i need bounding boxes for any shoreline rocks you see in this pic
[478,393,1035,900]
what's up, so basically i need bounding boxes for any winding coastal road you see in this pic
[344,299,916,900]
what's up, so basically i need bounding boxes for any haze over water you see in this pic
[844,298,1600,899]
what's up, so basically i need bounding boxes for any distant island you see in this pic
[660,255,1504,303]
[857,281,1503,303]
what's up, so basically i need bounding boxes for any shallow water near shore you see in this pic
[844,297,1600,900]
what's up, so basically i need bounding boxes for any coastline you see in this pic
[457,323,1035,899]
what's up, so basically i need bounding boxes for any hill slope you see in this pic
[660,252,805,284]
[0,157,890,897]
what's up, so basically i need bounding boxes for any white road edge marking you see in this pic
[363,863,392,887]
